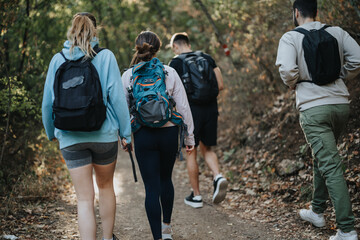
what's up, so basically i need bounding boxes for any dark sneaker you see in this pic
[184,191,203,208]
[212,176,228,204]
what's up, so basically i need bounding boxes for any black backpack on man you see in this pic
[53,45,106,131]
[177,51,219,104]
[293,25,341,85]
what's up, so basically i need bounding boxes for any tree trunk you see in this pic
[18,0,30,76]
[192,0,235,67]
[3,36,10,74]
[0,55,11,165]
[193,0,220,41]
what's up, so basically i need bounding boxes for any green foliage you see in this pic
[0,77,39,122]
[223,148,236,162]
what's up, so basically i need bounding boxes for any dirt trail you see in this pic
[111,150,274,240]
[5,147,349,240]
[0,149,277,240]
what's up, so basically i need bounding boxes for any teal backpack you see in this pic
[127,58,184,132]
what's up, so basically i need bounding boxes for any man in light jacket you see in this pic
[276,0,360,239]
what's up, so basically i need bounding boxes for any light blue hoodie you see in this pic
[42,38,131,149]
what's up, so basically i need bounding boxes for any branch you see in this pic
[192,0,236,67]
[192,0,221,42]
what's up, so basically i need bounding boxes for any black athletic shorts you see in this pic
[190,102,218,147]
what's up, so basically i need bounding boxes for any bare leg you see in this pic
[94,161,117,240]
[199,141,220,178]
[186,147,201,195]
[69,165,96,240]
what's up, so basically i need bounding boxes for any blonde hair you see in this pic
[67,13,97,59]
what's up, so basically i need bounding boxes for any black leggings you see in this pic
[134,126,179,240]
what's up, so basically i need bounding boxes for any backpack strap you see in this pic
[93,44,105,55]
[292,28,313,85]
[176,53,186,61]
[193,51,203,57]
[293,25,331,35]
[132,62,146,74]
[60,51,68,61]
[131,62,146,88]
[296,80,313,84]
[292,27,309,35]
[320,25,331,31]
[176,53,187,68]
[177,53,192,78]
[180,55,189,78]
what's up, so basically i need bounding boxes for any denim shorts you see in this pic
[60,141,118,169]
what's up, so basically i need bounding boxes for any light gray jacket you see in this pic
[276,21,360,111]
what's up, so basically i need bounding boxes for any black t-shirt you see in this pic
[169,51,217,78]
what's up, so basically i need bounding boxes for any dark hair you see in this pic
[77,12,97,28]
[170,32,190,47]
[130,31,162,66]
[293,0,317,19]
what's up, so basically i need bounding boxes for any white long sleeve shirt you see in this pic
[276,21,360,111]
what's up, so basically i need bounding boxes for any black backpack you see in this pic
[293,25,341,85]
[177,51,219,104]
[53,45,106,131]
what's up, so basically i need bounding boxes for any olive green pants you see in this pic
[299,104,354,232]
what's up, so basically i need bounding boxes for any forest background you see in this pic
[1,0,360,235]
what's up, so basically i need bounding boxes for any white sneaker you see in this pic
[329,230,358,240]
[162,223,173,240]
[299,206,325,227]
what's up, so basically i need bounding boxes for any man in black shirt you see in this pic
[169,32,227,208]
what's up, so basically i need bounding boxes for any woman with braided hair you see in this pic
[122,31,195,240]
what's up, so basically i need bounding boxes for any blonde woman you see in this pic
[42,12,131,240]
